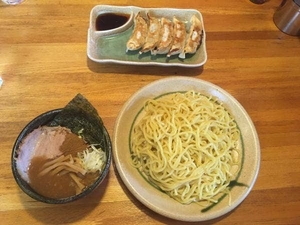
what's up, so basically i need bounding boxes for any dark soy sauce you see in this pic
[96,13,130,31]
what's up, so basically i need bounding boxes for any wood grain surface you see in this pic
[1,0,299,224]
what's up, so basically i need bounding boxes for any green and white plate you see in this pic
[113,77,260,222]
[87,5,207,67]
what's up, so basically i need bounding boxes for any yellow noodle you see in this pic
[49,164,81,176]
[130,91,240,204]
[69,173,85,194]
[39,155,86,176]
[42,154,68,168]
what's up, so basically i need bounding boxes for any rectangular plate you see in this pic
[87,5,207,67]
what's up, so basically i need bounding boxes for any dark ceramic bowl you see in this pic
[11,109,112,204]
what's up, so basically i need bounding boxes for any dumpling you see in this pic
[139,13,161,54]
[153,17,173,55]
[126,12,148,52]
[179,15,203,59]
[167,17,186,57]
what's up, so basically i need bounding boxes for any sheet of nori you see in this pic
[47,94,107,149]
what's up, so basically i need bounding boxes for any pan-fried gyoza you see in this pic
[126,12,203,59]
[154,17,174,55]
[139,13,161,54]
[167,17,186,57]
[126,12,148,52]
[179,15,203,59]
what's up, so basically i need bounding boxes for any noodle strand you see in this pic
[130,91,241,204]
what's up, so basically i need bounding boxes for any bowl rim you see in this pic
[11,108,112,204]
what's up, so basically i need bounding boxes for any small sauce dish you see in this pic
[90,5,134,37]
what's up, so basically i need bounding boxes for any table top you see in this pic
[1,0,300,224]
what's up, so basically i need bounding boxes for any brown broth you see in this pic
[28,131,99,199]
[96,13,130,31]
[60,132,88,156]
[29,156,77,198]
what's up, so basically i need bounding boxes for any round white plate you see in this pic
[113,77,260,222]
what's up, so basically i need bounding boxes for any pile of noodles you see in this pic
[130,91,241,204]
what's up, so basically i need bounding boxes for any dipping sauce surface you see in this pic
[17,126,104,199]
[96,13,130,31]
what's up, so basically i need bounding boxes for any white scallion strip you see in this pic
[77,144,107,173]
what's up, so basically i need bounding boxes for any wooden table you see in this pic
[1,0,299,224]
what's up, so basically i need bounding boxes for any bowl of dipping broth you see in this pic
[11,95,112,204]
